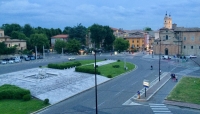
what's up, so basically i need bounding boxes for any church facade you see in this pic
[153,13,200,56]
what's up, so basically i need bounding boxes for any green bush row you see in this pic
[75,65,101,74]
[48,61,81,69]
[0,84,30,100]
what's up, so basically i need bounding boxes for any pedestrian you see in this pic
[137,91,140,99]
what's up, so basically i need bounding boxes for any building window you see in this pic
[137,45,139,47]
[18,43,20,47]
[184,46,186,49]
[166,35,168,40]
[184,37,186,41]
[157,42,158,45]
[0,33,2,36]
[191,36,195,41]
[137,40,139,43]
[191,46,193,49]
[132,40,134,43]
[199,46,200,49]
[9,44,10,47]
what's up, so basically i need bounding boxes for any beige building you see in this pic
[0,29,27,50]
[153,13,200,56]
[51,34,68,48]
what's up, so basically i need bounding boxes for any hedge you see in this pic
[48,61,81,69]
[0,84,30,100]
[75,65,100,74]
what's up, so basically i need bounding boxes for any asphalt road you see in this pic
[1,52,200,114]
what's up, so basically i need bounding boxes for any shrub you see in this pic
[48,62,82,69]
[107,75,112,78]
[112,65,120,68]
[117,60,120,62]
[75,65,101,74]
[23,94,31,101]
[0,84,30,100]
[95,65,98,68]
[44,98,49,104]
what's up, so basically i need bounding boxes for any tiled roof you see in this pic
[52,34,68,39]
[174,27,200,32]
[5,39,26,42]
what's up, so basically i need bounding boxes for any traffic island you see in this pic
[164,76,200,109]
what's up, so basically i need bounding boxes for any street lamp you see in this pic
[94,45,98,114]
[159,39,161,81]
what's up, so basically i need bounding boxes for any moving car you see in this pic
[68,57,76,61]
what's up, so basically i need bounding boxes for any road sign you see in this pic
[143,80,149,87]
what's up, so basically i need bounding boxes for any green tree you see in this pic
[23,24,33,37]
[63,26,72,34]
[30,33,50,52]
[0,42,17,55]
[11,31,27,40]
[89,24,105,48]
[103,26,115,50]
[0,42,7,54]
[144,27,152,31]
[68,23,87,45]
[113,38,129,52]
[1,23,22,36]
[54,39,67,54]
[66,39,81,53]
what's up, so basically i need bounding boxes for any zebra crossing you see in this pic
[149,103,172,114]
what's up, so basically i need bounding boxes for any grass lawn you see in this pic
[98,61,135,77]
[0,99,48,114]
[166,77,200,104]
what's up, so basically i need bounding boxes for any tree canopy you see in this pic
[54,39,67,54]
[30,33,50,52]
[113,38,129,52]
[89,24,115,50]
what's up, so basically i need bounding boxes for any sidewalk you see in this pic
[138,73,171,101]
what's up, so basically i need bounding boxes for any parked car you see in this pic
[37,55,43,59]
[188,55,197,58]
[68,57,76,61]
[162,55,171,60]
[8,60,14,64]
[14,58,22,63]
[1,60,7,65]
[25,57,30,61]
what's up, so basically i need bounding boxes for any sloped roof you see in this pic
[5,39,26,42]
[174,27,200,32]
[52,34,68,39]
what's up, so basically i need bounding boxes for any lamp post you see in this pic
[94,46,98,114]
[159,39,161,81]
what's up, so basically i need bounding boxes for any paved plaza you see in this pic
[0,60,116,104]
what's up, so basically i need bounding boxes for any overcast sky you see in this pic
[0,0,200,30]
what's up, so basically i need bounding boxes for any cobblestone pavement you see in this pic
[0,60,116,104]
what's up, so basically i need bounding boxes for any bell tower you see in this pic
[164,12,172,29]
